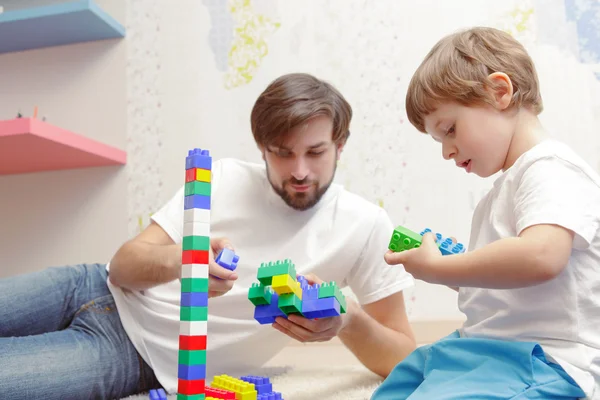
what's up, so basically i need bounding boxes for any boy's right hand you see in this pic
[208,237,238,298]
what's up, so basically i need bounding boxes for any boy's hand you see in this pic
[384,232,444,283]
[208,237,238,297]
[272,273,349,343]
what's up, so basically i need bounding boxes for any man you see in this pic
[0,73,415,399]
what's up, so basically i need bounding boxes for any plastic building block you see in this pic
[179,363,207,380]
[271,274,302,299]
[182,250,209,265]
[215,248,240,272]
[181,278,209,292]
[180,320,208,336]
[178,378,206,396]
[254,291,287,324]
[257,259,296,286]
[149,388,167,400]
[248,283,273,306]
[181,292,208,307]
[182,235,210,251]
[318,282,347,313]
[240,376,273,394]
[184,194,211,210]
[388,226,422,252]
[185,180,212,196]
[420,228,466,255]
[205,386,237,399]
[186,148,212,170]
[211,375,258,400]
[179,335,207,351]
[302,296,341,319]
[278,293,303,315]
[180,306,208,321]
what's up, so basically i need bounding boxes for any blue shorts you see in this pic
[371,331,585,400]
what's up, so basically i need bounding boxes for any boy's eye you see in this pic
[446,125,455,135]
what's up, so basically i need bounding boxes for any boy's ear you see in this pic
[487,72,513,110]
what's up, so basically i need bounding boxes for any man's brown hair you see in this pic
[251,73,352,147]
[406,27,544,133]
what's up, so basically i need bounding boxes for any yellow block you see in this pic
[211,375,257,400]
[196,168,211,183]
[271,274,302,299]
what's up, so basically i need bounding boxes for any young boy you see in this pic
[373,27,600,399]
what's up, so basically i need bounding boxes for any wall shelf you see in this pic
[0,0,125,54]
[0,117,127,175]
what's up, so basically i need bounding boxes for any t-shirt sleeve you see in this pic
[151,159,222,244]
[344,208,415,305]
[514,156,600,250]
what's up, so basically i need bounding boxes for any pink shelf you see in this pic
[0,118,126,175]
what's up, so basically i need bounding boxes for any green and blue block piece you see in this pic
[241,376,283,399]
[388,225,465,255]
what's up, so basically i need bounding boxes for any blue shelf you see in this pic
[0,0,125,54]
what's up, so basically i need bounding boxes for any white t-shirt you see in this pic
[107,158,413,392]
[459,139,600,399]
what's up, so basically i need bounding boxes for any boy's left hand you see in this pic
[272,273,350,343]
[384,232,444,282]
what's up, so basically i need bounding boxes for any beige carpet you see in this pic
[123,343,383,400]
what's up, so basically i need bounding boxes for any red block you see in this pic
[179,335,207,351]
[185,168,196,182]
[205,386,236,399]
[182,250,209,264]
[178,379,205,395]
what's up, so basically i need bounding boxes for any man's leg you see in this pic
[398,336,585,400]
[0,264,112,336]
[0,264,162,399]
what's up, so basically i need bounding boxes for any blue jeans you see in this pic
[0,263,161,400]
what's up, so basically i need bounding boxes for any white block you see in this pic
[182,264,209,279]
[183,221,210,237]
[184,208,210,223]
[180,320,208,336]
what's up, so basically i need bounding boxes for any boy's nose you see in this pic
[442,145,456,160]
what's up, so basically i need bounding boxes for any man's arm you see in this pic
[108,221,182,291]
[109,221,238,294]
[338,292,416,378]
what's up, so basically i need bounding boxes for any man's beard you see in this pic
[266,163,336,211]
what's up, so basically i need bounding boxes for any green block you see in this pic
[181,278,209,293]
[319,282,347,313]
[388,226,422,252]
[178,349,206,365]
[182,235,210,251]
[257,259,296,286]
[248,283,273,306]
[180,306,208,321]
[278,293,303,315]
[185,180,212,196]
[177,395,205,400]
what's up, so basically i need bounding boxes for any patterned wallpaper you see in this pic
[126,0,600,319]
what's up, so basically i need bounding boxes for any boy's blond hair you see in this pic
[406,27,543,133]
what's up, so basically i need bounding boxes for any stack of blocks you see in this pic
[248,259,347,323]
[178,148,212,399]
[206,374,283,400]
[388,226,465,255]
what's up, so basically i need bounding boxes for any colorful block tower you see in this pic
[388,225,465,255]
[248,259,347,324]
[178,148,212,400]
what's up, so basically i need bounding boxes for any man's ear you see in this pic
[487,72,514,110]
[336,135,348,160]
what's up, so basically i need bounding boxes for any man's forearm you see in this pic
[108,240,181,291]
[338,301,416,377]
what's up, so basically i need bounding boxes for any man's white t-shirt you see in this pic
[459,139,600,399]
[107,158,414,392]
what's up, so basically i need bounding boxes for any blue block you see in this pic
[241,375,273,394]
[186,148,212,170]
[258,392,283,400]
[254,292,287,324]
[180,292,208,307]
[215,248,240,272]
[178,363,206,380]
[302,284,320,301]
[184,194,211,210]
[420,228,466,256]
[302,297,341,319]
[0,1,125,55]
[297,275,310,290]
[149,389,167,400]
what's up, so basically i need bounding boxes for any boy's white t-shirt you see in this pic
[107,158,414,392]
[459,139,600,399]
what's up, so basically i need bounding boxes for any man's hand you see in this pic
[207,237,238,298]
[383,232,444,283]
[272,273,350,343]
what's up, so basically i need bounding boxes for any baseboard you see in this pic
[287,319,464,347]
